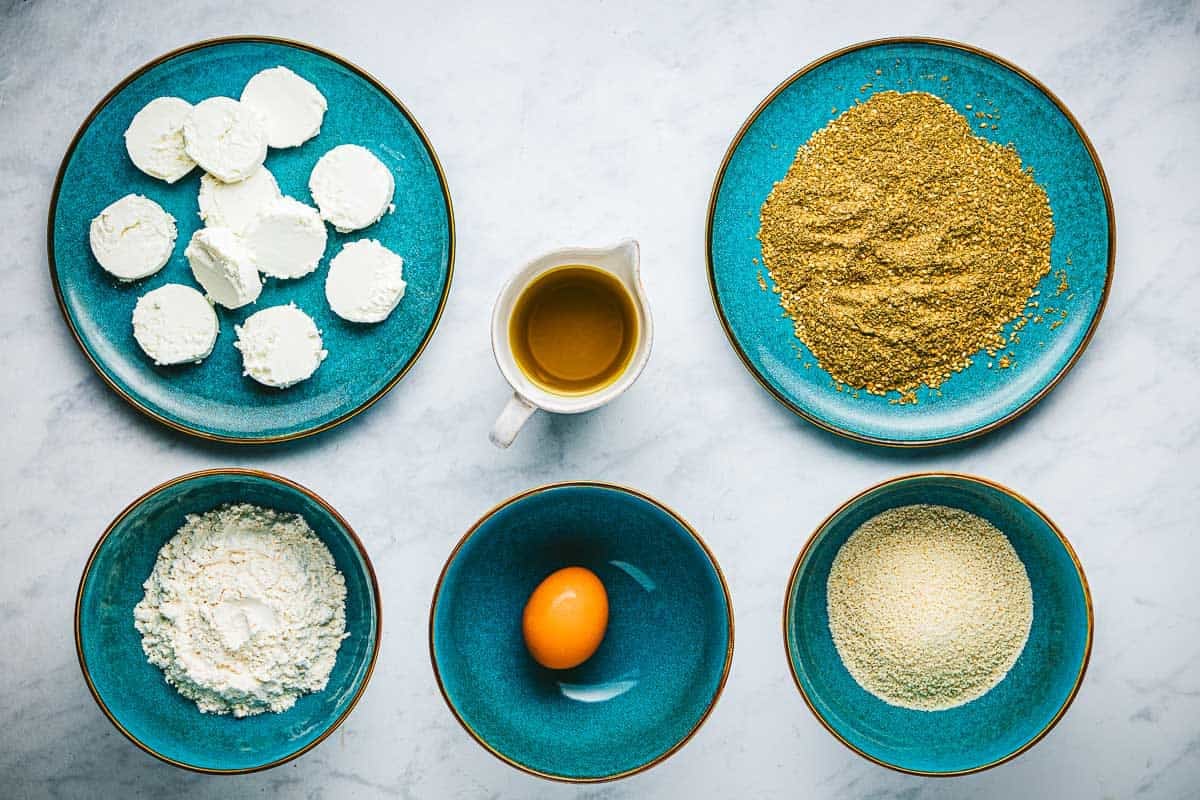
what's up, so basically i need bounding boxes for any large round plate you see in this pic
[707,38,1113,446]
[50,36,454,443]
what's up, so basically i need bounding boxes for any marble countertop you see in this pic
[3,0,1198,797]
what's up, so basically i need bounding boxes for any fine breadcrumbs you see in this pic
[826,504,1033,711]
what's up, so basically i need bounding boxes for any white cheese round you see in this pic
[124,97,196,183]
[183,97,269,183]
[234,304,327,388]
[132,284,219,366]
[325,239,407,323]
[308,144,394,233]
[197,167,280,232]
[242,197,328,280]
[184,227,262,309]
[240,66,327,149]
[89,194,177,281]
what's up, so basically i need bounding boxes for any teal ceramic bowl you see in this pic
[708,38,1114,446]
[784,473,1092,775]
[75,469,381,773]
[50,36,454,443]
[430,483,734,782]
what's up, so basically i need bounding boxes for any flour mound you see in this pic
[134,503,348,717]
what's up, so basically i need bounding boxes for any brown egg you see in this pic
[522,566,609,670]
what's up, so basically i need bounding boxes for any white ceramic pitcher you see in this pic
[489,240,653,448]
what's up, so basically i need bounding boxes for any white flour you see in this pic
[133,503,348,717]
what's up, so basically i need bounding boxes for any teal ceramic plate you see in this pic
[430,482,733,782]
[784,473,1092,775]
[707,38,1113,446]
[50,37,454,443]
[75,469,382,773]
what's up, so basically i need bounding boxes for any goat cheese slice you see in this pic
[124,97,196,183]
[325,239,406,323]
[183,97,268,183]
[243,196,328,279]
[308,144,394,232]
[240,66,327,148]
[132,284,219,365]
[197,167,280,232]
[89,194,177,281]
[234,304,327,388]
[185,227,262,309]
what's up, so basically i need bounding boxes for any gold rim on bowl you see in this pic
[47,35,456,445]
[428,480,735,783]
[74,467,383,775]
[705,36,1116,448]
[781,471,1094,777]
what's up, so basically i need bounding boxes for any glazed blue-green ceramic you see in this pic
[708,38,1113,446]
[784,473,1092,775]
[430,483,733,782]
[50,37,454,443]
[75,469,381,773]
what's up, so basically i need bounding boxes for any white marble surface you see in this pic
[2,0,1198,797]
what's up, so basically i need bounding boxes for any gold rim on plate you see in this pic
[705,37,1116,448]
[74,467,383,775]
[781,471,1094,776]
[428,480,736,783]
[47,35,456,445]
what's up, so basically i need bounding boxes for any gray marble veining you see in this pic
[1,0,1198,797]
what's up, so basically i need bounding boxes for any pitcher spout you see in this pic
[601,239,642,295]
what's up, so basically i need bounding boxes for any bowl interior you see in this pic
[785,474,1090,774]
[77,471,380,772]
[432,484,732,781]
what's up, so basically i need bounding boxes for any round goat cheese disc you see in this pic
[234,304,327,388]
[240,66,327,149]
[132,284,219,366]
[308,144,394,233]
[183,97,268,183]
[124,97,196,183]
[197,167,280,232]
[325,239,407,323]
[185,227,262,309]
[89,194,177,281]
[243,197,328,280]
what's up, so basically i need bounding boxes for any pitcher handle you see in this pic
[490,393,538,449]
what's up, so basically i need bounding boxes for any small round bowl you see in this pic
[75,469,382,774]
[430,482,733,782]
[784,473,1092,776]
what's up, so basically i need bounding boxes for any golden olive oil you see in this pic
[509,265,639,396]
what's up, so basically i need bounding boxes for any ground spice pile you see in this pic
[758,90,1054,399]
